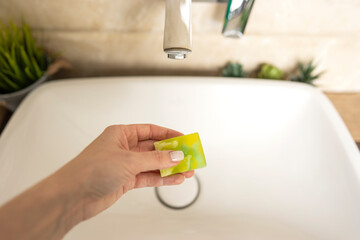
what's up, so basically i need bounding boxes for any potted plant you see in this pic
[221,60,323,85]
[0,20,63,111]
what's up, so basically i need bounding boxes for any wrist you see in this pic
[0,161,88,240]
[52,158,91,231]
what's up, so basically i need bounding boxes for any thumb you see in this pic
[131,150,184,173]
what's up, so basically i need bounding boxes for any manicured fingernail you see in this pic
[170,151,184,162]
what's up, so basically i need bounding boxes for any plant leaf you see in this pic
[0,71,20,91]
[0,20,49,91]
[4,51,21,79]
[2,69,18,80]
[0,51,11,71]
[22,22,35,59]
[20,46,36,77]
[31,56,43,79]
[35,47,46,70]
[24,66,36,80]
[290,60,323,84]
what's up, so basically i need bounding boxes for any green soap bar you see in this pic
[154,133,207,177]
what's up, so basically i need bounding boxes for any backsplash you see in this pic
[0,0,359,92]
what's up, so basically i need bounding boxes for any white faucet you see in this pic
[163,0,256,60]
[163,0,192,60]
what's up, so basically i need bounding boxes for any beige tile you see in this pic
[36,31,360,92]
[1,0,359,35]
[0,0,165,32]
[247,0,360,36]
[0,1,224,33]
[1,0,359,92]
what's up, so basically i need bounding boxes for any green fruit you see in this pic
[257,64,284,80]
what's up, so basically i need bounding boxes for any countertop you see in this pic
[325,93,360,144]
[0,93,359,147]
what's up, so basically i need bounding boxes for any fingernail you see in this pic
[170,151,184,162]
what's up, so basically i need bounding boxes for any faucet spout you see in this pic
[163,0,255,59]
[163,0,192,60]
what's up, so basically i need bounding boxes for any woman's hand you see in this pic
[65,124,194,220]
[0,124,194,240]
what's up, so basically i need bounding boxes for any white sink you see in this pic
[0,77,360,240]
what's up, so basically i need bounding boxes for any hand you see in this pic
[60,124,194,221]
[0,124,193,240]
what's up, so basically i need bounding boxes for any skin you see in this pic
[0,124,194,240]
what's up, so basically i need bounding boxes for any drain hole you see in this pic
[155,174,201,210]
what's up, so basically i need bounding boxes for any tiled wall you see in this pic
[0,0,359,92]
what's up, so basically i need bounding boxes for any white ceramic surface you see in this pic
[0,77,359,240]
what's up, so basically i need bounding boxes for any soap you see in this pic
[154,133,207,177]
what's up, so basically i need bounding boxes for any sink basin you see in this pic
[0,77,360,240]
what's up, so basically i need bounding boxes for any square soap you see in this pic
[154,133,207,177]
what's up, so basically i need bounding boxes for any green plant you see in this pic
[0,20,48,94]
[222,62,247,78]
[257,64,284,80]
[290,61,322,85]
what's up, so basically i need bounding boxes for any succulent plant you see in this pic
[222,62,247,78]
[0,20,48,94]
[221,60,323,86]
[257,63,284,80]
[290,61,322,85]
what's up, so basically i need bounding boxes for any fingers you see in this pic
[130,150,184,173]
[140,170,194,178]
[133,140,156,152]
[181,170,194,178]
[141,170,194,178]
[134,172,185,188]
[126,124,183,141]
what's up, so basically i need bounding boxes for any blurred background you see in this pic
[0,0,359,142]
[0,0,359,92]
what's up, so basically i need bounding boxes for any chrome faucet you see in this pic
[163,0,255,60]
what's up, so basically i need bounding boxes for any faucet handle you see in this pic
[222,0,255,38]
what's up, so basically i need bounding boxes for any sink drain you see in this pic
[155,174,201,210]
